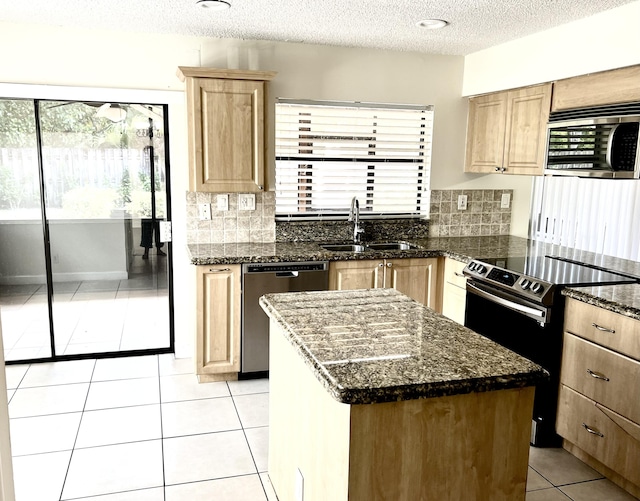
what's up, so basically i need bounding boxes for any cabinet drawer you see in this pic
[561,333,640,424]
[564,298,640,360]
[557,385,640,488]
[443,258,467,289]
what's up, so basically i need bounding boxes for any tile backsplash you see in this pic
[186,192,276,244]
[428,189,513,237]
[186,189,512,244]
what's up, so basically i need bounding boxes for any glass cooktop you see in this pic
[479,255,637,287]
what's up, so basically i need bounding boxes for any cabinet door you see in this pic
[464,91,507,173]
[195,264,241,379]
[552,65,640,111]
[187,77,265,192]
[329,260,383,290]
[386,258,440,311]
[442,283,466,324]
[502,84,552,175]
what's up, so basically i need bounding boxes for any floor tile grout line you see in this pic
[227,380,269,499]
[57,357,98,501]
[156,355,168,501]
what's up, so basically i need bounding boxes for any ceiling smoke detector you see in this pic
[416,19,449,29]
[196,0,231,10]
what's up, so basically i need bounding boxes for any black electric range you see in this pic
[462,253,638,446]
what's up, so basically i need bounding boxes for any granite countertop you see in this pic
[563,284,640,321]
[259,288,548,405]
[187,234,531,265]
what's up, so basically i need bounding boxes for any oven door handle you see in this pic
[466,282,547,321]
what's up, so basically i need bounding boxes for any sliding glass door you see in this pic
[0,100,52,360]
[0,98,173,362]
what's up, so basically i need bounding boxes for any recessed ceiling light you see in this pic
[196,0,231,10]
[416,19,449,29]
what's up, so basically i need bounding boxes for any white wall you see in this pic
[462,1,640,96]
[0,22,535,355]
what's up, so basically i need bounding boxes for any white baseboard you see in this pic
[0,271,128,285]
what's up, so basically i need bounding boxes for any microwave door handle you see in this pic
[467,282,547,321]
[605,123,619,170]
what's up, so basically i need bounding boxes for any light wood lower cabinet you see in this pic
[194,264,241,382]
[329,258,440,311]
[269,321,534,501]
[557,298,640,498]
[441,258,467,324]
[557,385,640,493]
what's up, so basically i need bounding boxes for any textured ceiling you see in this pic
[0,0,636,55]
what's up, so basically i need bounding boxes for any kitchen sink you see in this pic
[366,241,417,250]
[321,241,418,252]
[321,244,367,252]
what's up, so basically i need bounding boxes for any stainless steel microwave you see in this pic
[544,109,640,178]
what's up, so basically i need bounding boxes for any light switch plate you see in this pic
[216,194,229,211]
[159,221,172,242]
[457,194,468,210]
[198,203,211,220]
[239,193,256,211]
[501,193,511,209]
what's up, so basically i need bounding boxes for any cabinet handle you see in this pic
[592,323,615,333]
[454,272,465,278]
[378,263,384,267]
[494,166,506,173]
[386,263,393,268]
[495,166,500,172]
[209,268,231,272]
[582,423,604,438]
[586,369,610,382]
[258,185,263,190]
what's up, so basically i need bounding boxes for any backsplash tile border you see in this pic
[186,189,512,244]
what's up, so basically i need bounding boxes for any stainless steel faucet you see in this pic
[349,196,365,243]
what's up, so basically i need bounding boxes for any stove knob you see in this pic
[468,263,476,271]
[475,264,487,274]
[530,282,544,294]
[520,279,531,290]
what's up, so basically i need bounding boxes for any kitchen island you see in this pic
[260,288,548,501]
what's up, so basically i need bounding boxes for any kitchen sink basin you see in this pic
[366,241,417,251]
[321,244,367,252]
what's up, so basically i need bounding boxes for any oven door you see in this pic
[465,279,563,447]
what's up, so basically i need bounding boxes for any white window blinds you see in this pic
[275,99,433,220]
[530,176,640,261]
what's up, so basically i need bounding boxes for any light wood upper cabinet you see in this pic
[177,67,276,193]
[194,264,241,382]
[465,83,552,176]
[552,65,640,112]
[329,258,441,311]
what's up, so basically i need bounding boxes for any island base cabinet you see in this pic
[268,320,534,501]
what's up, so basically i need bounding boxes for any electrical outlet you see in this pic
[216,194,229,211]
[457,194,468,210]
[239,193,256,211]
[198,203,212,220]
[501,193,511,209]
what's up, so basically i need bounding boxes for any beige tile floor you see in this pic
[4,354,639,501]
[0,253,169,361]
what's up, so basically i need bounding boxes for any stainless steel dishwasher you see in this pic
[241,261,329,375]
